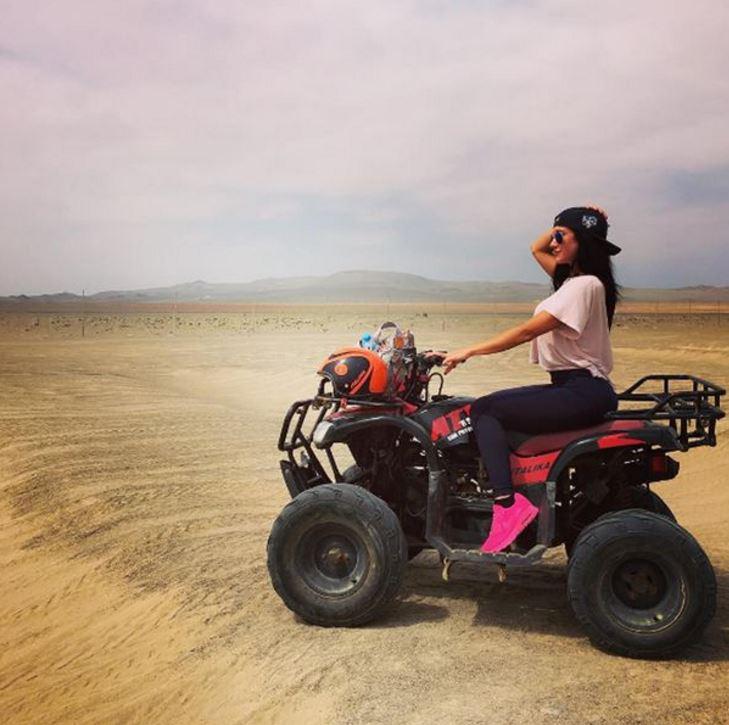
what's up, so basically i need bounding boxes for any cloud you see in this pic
[661,166,729,206]
[1,0,728,293]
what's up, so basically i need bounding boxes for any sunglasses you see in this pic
[552,230,565,244]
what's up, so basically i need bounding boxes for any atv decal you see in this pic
[349,366,372,395]
[597,433,645,450]
[430,404,472,443]
[510,450,560,486]
[327,405,403,420]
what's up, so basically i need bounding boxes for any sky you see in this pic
[2,0,729,295]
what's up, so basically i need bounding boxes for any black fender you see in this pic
[313,414,444,472]
[312,413,457,556]
[547,423,683,484]
[536,424,681,548]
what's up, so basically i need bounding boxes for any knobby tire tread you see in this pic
[267,483,408,627]
[567,509,716,659]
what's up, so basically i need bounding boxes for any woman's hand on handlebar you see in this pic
[421,350,447,366]
[442,348,472,375]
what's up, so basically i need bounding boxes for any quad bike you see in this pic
[267,326,725,658]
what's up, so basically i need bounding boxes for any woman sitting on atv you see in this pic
[441,205,622,553]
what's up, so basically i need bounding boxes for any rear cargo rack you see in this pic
[606,375,725,448]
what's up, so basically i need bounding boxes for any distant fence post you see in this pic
[172,291,178,335]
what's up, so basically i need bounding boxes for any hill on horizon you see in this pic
[2,270,729,305]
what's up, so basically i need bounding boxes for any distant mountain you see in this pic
[2,270,729,305]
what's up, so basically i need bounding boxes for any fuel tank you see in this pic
[409,396,475,451]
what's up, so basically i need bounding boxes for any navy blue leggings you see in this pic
[470,369,618,496]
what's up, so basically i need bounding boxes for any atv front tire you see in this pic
[267,483,407,627]
[567,509,716,658]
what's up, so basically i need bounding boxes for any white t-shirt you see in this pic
[529,274,613,382]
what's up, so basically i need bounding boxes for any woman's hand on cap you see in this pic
[586,202,608,220]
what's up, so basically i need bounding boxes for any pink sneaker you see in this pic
[480,493,539,553]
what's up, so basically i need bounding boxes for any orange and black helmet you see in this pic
[317,347,389,398]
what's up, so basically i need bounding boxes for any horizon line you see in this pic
[2,268,729,298]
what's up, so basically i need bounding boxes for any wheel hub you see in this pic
[317,537,357,579]
[296,523,370,596]
[612,559,668,610]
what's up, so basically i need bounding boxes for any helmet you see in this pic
[317,347,389,398]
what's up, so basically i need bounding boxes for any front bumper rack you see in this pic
[278,397,339,496]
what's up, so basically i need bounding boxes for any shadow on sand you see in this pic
[377,551,729,662]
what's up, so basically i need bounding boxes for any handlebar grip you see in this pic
[420,350,447,366]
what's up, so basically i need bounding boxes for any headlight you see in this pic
[312,421,334,448]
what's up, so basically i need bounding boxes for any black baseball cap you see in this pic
[553,207,622,256]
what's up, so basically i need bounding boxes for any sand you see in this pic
[1,304,728,724]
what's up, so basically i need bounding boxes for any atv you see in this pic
[267,332,725,658]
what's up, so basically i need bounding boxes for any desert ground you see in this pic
[1,304,728,724]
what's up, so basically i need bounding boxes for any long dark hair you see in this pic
[553,231,621,328]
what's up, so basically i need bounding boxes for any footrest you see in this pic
[443,543,547,567]
[439,544,547,582]
[452,544,547,566]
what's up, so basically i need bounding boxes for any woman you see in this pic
[441,205,621,553]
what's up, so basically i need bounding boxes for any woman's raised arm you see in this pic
[531,229,557,278]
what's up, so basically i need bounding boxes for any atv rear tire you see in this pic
[564,488,676,559]
[267,483,407,627]
[630,487,676,522]
[567,509,716,658]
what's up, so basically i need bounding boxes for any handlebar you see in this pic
[418,350,447,369]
